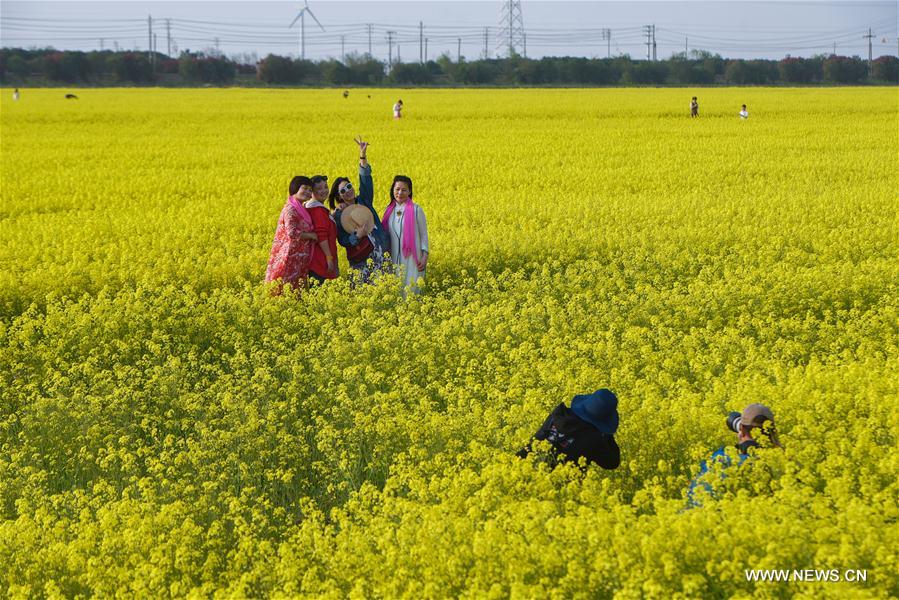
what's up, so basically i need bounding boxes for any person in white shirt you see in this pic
[393,99,403,119]
[13,88,20,101]
[739,104,749,119]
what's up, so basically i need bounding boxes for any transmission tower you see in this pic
[497,0,525,57]
[863,28,875,68]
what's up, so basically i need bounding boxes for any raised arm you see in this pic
[355,136,374,208]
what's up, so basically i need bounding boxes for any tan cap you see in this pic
[741,403,774,428]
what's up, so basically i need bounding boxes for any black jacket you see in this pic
[517,403,620,470]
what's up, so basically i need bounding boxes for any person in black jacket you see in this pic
[517,388,621,470]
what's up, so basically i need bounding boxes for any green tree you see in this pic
[389,62,433,85]
[257,54,299,84]
[871,56,899,82]
[823,56,867,83]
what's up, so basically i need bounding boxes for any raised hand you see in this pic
[354,135,369,157]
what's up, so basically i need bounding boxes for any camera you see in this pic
[726,411,743,433]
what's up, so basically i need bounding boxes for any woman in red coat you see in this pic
[305,174,338,284]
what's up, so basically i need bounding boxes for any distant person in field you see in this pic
[739,104,749,119]
[518,389,621,470]
[305,175,338,284]
[266,176,319,293]
[393,99,403,119]
[13,88,19,101]
[690,96,699,118]
[382,175,428,293]
[343,90,349,98]
[687,403,783,506]
[329,137,389,284]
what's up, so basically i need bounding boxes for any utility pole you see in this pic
[425,38,429,62]
[419,21,424,63]
[833,41,836,56]
[166,18,171,56]
[341,35,345,61]
[602,28,611,58]
[154,33,158,58]
[523,33,527,58]
[686,37,689,56]
[100,38,104,51]
[387,30,395,66]
[398,45,401,63]
[484,27,489,59]
[458,37,462,62]
[643,25,652,61]
[148,15,153,63]
[652,25,657,61]
[214,37,220,56]
[367,23,373,57]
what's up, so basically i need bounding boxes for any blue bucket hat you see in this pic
[570,389,619,434]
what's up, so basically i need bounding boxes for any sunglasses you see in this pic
[339,183,354,194]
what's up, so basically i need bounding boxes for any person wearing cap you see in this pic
[687,403,782,506]
[517,389,621,470]
[329,137,389,283]
[732,403,781,452]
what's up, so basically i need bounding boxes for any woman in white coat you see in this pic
[381,175,428,293]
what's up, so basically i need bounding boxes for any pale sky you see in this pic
[2,1,896,61]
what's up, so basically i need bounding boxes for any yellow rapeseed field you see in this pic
[1,87,897,598]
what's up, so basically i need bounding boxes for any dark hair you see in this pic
[389,175,413,202]
[311,175,328,189]
[289,176,313,196]
[328,177,350,210]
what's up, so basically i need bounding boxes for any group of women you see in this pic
[265,137,429,294]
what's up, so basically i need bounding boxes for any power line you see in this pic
[3,16,895,60]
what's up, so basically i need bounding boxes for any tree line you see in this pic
[2,48,898,86]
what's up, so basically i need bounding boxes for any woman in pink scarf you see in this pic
[266,176,319,294]
[382,175,429,294]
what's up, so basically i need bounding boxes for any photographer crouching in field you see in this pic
[687,403,783,506]
[518,389,620,470]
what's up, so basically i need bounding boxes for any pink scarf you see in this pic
[382,200,417,259]
[288,196,313,227]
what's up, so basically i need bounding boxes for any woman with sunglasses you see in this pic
[329,136,389,283]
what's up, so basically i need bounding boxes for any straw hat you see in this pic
[340,204,374,236]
